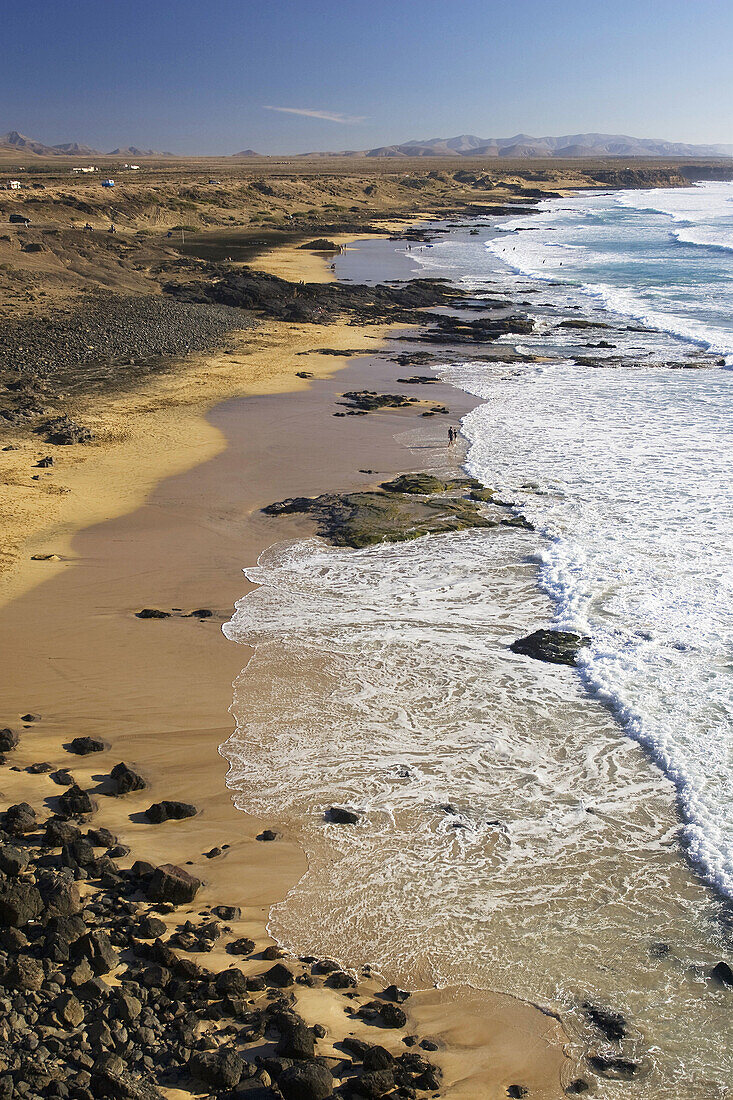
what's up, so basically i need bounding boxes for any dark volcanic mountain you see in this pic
[0,132,173,157]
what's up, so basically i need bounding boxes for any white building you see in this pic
[72,166,98,174]
[8,180,22,190]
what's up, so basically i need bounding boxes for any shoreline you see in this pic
[0,228,574,1097]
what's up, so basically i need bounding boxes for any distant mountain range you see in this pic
[2,128,732,160]
[0,131,174,158]
[334,133,733,158]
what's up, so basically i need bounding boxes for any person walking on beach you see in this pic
[448,426,456,445]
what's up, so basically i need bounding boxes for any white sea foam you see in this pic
[222,194,733,1096]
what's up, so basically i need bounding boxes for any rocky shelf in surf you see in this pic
[262,473,533,549]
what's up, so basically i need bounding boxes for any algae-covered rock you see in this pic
[510,629,590,667]
[380,474,482,495]
[263,471,508,548]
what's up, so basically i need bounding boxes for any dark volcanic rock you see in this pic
[91,1053,164,1099]
[583,1001,627,1041]
[216,967,250,997]
[166,269,465,328]
[264,962,295,987]
[66,736,107,755]
[351,1068,395,1098]
[263,485,496,550]
[0,844,30,876]
[58,784,96,818]
[136,608,170,619]
[379,1002,407,1028]
[0,729,19,752]
[510,628,590,667]
[145,799,197,823]
[146,863,202,904]
[228,936,256,955]
[110,761,147,794]
[3,801,36,836]
[710,961,733,987]
[41,415,93,445]
[189,1050,245,1090]
[275,1011,316,1060]
[325,806,360,825]
[299,239,338,251]
[278,1062,333,1100]
[74,930,118,974]
[587,1054,641,1079]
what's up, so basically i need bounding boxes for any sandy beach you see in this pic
[0,230,574,1097]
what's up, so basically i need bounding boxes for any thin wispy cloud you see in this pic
[263,106,366,124]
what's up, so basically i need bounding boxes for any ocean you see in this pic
[222,183,733,1096]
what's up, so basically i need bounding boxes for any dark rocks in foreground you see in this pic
[510,628,590,667]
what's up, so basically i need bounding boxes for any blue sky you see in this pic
[4,0,732,153]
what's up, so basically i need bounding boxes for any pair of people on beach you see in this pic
[448,426,457,445]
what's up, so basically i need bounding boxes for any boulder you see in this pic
[110,761,147,794]
[264,962,295,987]
[3,955,45,990]
[382,984,409,1003]
[58,784,96,818]
[278,1062,334,1100]
[144,800,197,823]
[325,806,360,825]
[379,1003,407,1028]
[189,1050,244,1090]
[275,1012,316,1060]
[135,915,167,939]
[66,736,107,755]
[586,1055,640,1079]
[54,991,85,1028]
[0,844,29,877]
[582,1001,626,1041]
[135,609,170,619]
[509,628,590,667]
[74,930,118,974]
[710,961,733,988]
[146,863,202,905]
[212,904,241,920]
[90,1053,163,1099]
[0,880,43,926]
[0,729,18,752]
[215,968,250,998]
[228,936,256,955]
[257,829,279,841]
[3,801,36,836]
[46,819,82,846]
[350,1069,394,1098]
[86,826,117,848]
[42,416,93,446]
[362,1047,393,1072]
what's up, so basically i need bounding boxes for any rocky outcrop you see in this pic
[510,628,590,667]
[263,479,500,549]
[144,800,197,824]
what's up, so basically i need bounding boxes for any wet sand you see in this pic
[0,327,572,1096]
